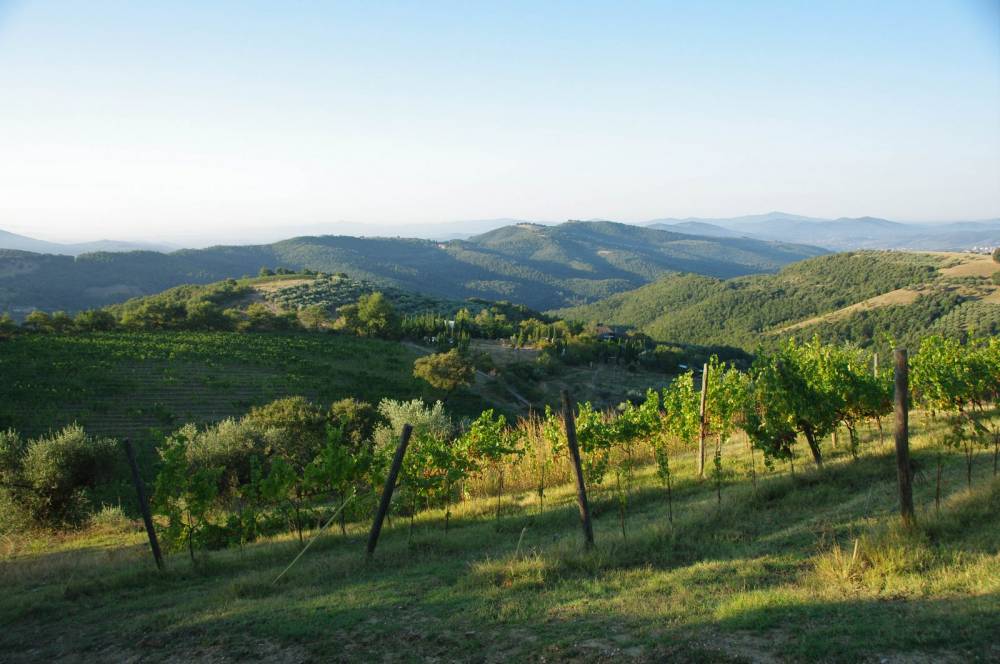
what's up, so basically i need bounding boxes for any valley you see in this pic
[0,220,825,316]
[2,237,997,664]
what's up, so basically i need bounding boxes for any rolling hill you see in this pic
[104,271,530,324]
[552,251,1000,350]
[0,220,825,316]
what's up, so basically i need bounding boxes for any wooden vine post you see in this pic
[366,424,413,559]
[122,438,164,570]
[697,363,709,478]
[893,349,916,527]
[561,390,595,548]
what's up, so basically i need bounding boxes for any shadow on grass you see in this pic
[2,447,997,662]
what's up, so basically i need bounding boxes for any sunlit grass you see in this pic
[2,411,998,661]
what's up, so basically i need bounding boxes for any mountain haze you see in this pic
[0,229,175,255]
[647,212,1000,251]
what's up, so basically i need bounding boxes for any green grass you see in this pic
[2,414,997,662]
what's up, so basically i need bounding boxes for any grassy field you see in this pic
[2,414,997,662]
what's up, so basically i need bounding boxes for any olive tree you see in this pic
[413,349,475,402]
[0,425,118,527]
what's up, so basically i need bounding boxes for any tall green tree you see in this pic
[357,292,397,337]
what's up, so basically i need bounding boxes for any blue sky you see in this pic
[0,1,998,243]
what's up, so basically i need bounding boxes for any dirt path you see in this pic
[401,341,432,356]
[483,371,531,407]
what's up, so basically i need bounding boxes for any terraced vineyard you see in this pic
[0,332,432,442]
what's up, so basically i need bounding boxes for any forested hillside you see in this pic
[0,221,824,316]
[554,251,1000,349]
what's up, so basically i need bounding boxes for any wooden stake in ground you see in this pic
[698,363,709,478]
[893,349,916,527]
[122,438,164,570]
[366,424,413,559]
[561,390,595,548]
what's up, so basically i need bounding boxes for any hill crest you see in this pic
[0,220,825,316]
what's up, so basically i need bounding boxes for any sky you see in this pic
[0,1,998,245]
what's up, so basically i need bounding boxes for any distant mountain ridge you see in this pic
[645,211,1000,251]
[0,229,175,255]
[0,219,824,315]
[7,211,998,250]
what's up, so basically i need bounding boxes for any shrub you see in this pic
[180,419,265,490]
[3,425,118,527]
[153,435,222,559]
[89,504,135,533]
[330,398,379,449]
[413,349,475,397]
[245,397,328,469]
[372,399,452,455]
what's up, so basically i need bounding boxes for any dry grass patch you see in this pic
[773,288,923,334]
[939,254,999,278]
[251,278,316,294]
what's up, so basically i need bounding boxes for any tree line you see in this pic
[1,269,731,373]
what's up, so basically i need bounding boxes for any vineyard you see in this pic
[0,331,437,440]
[1,334,998,661]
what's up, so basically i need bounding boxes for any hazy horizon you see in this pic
[6,211,1000,250]
[1,1,998,244]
